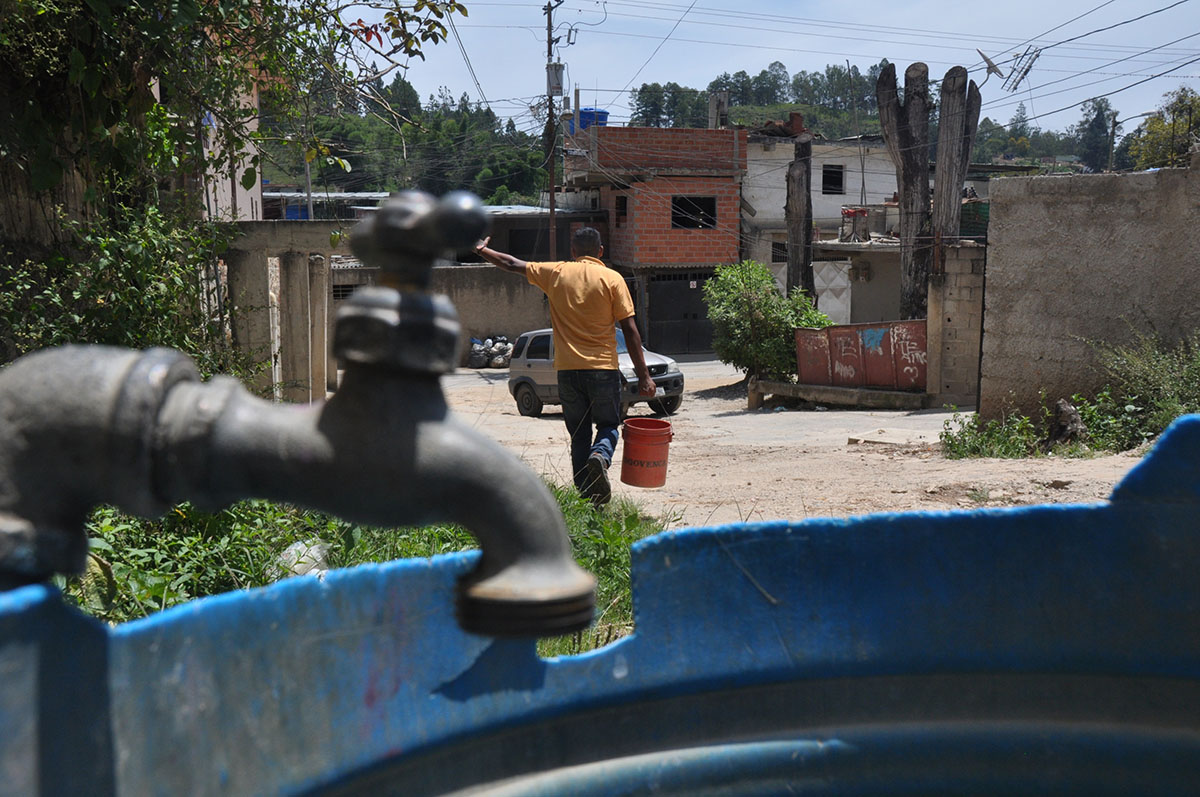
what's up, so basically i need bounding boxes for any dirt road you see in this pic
[443,360,1142,529]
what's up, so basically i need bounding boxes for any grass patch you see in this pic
[63,482,670,656]
[940,409,1042,459]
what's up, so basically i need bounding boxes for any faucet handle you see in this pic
[350,190,490,291]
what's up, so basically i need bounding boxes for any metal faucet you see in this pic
[0,190,596,637]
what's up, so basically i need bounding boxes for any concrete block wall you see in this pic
[979,165,1200,419]
[927,245,986,408]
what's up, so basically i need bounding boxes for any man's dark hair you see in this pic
[571,227,603,258]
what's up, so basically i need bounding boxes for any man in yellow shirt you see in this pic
[475,227,655,505]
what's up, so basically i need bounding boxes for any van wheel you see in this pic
[649,395,682,415]
[515,383,543,417]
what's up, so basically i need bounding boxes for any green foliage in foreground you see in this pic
[0,207,252,377]
[941,330,1200,458]
[64,483,668,656]
[939,410,1044,460]
[703,260,832,380]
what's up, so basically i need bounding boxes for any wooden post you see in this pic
[785,132,815,299]
[932,66,982,243]
[877,63,932,320]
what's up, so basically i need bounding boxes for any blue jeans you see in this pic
[558,369,622,490]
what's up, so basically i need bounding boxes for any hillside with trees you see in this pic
[261,73,548,206]
[625,60,1194,174]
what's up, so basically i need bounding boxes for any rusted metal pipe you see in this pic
[0,191,596,637]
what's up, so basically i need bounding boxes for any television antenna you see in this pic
[1002,46,1040,92]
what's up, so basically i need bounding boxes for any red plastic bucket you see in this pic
[620,418,673,488]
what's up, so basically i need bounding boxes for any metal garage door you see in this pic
[648,271,713,355]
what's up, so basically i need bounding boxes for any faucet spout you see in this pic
[152,365,596,636]
[0,190,598,637]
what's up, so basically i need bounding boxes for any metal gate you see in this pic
[647,271,713,354]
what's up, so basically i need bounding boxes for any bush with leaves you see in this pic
[0,205,256,378]
[67,482,667,657]
[939,409,1042,459]
[1079,329,1200,450]
[702,260,831,379]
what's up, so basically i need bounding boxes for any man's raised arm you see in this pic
[474,237,527,276]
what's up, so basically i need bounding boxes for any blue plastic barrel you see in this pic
[569,107,610,134]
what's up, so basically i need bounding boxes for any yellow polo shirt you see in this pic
[526,256,635,370]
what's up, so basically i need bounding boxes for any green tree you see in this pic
[1128,86,1200,169]
[1072,98,1115,172]
[630,83,667,126]
[750,61,790,105]
[1007,103,1032,142]
[708,70,752,106]
[972,117,1009,162]
[0,0,466,364]
[702,260,831,380]
[663,82,707,127]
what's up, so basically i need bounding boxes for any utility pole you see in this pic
[544,0,563,260]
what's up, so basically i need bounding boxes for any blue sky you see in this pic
[375,0,1200,135]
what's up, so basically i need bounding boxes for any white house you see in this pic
[741,134,898,292]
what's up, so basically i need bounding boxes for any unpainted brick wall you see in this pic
[605,176,741,265]
[588,127,747,172]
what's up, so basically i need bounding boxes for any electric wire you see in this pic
[447,14,492,110]
[609,0,698,107]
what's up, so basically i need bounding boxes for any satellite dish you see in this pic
[975,48,1007,87]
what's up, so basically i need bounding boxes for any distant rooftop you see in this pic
[262,193,596,215]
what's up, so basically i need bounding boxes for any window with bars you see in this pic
[332,284,359,301]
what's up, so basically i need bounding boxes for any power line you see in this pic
[447,14,491,110]
[1022,52,1200,124]
[984,48,1200,115]
[969,0,1119,70]
[610,0,698,105]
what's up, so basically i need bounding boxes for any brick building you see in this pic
[562,126,747,354]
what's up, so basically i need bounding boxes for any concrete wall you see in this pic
[979,164,1200,418]
[849,251,902,323]
[226,221,347,398]
[432,265,550,345]
[228,221,555,396]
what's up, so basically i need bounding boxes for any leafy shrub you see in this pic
[940,409,1042,459]
[1070,389,1151,453]
[1081,330,1200,450]
[702,260,831,379]
[0,207,252,379]
[65,483,669,656]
